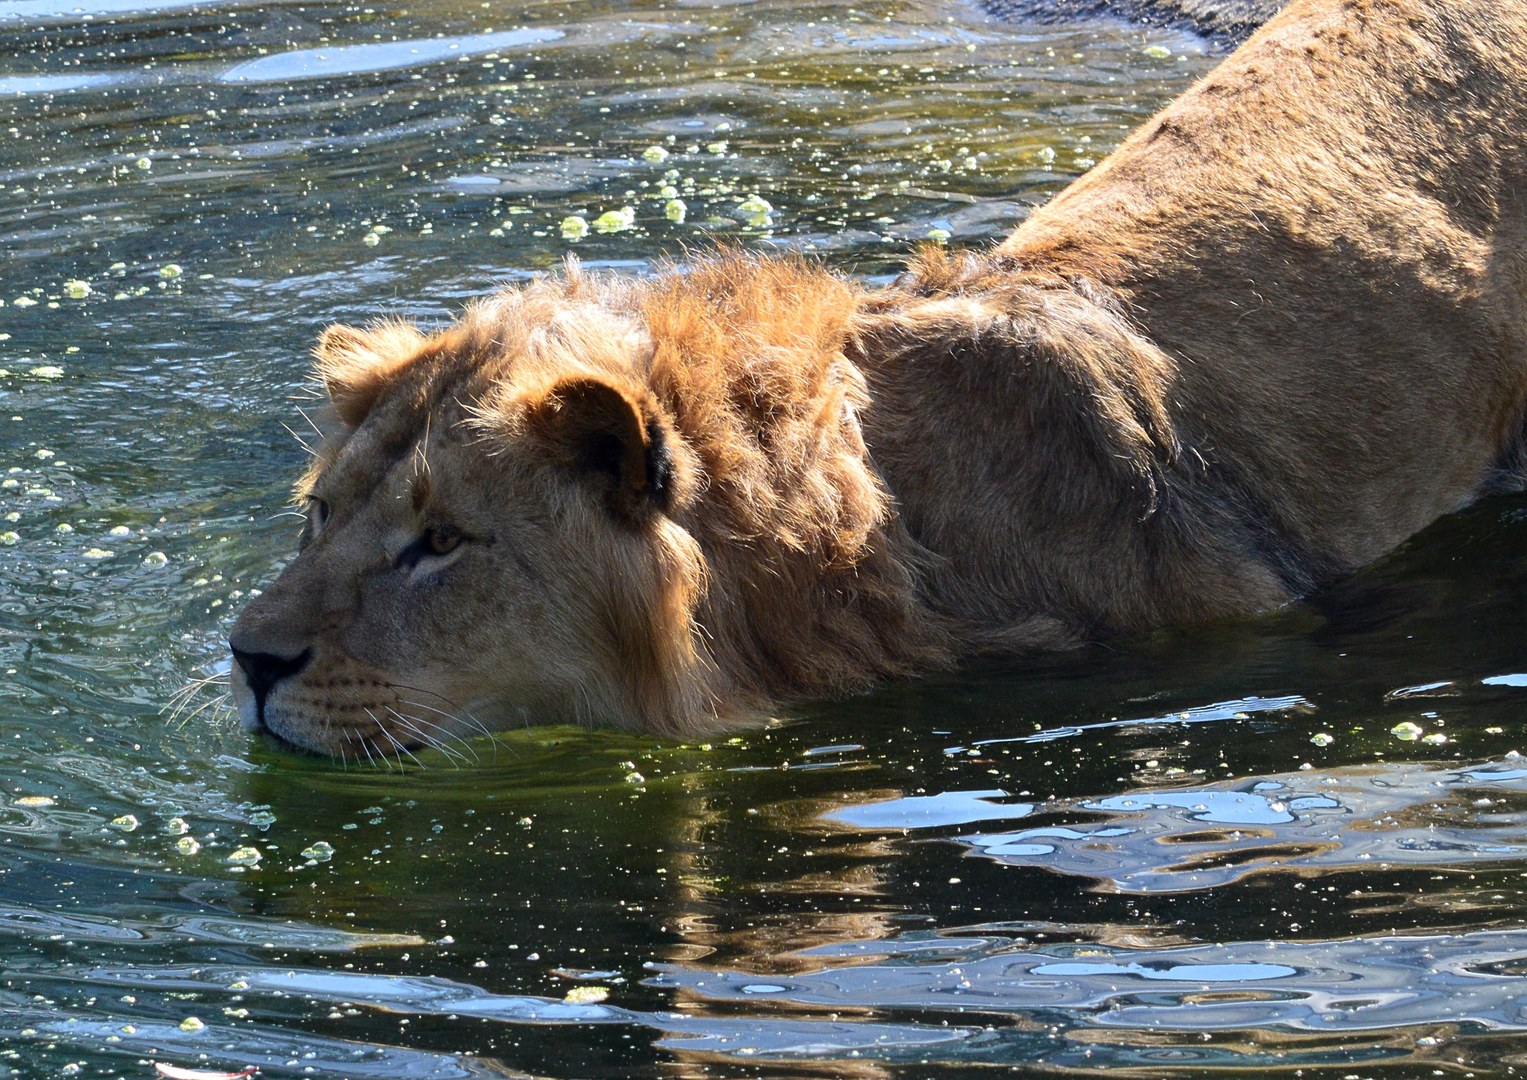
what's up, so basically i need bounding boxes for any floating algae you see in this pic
[560,215,589,241]
[592,207,635,233]
[642,145,669,163]
[1391,721,1424,741]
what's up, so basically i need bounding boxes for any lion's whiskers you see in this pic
[163,671,224,710]
[163,671,235,731]
[355,728,391,771]
[368,707,427,770]
[385,705,475,765]
[390,683,506,762]
[171,692,232,730]
[385,707,471,767]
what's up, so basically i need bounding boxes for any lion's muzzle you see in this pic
[230,645,312,733]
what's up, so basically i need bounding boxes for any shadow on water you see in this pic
[0,0,1526,1076]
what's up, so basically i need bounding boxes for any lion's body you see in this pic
[230,0,1527,755]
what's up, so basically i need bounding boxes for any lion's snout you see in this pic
[230,645,311,723]
[229,605,461,759]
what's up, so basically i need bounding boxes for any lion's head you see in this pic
[228,256,948,759]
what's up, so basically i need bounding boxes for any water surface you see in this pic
[3,0,1527,1077]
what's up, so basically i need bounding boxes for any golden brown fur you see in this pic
[231,0,1527,755]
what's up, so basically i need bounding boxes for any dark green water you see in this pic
[3,0,1527,1077]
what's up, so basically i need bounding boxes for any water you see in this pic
[1,0,1526,1075]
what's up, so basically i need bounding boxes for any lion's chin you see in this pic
[251,710,405,759]
[249,724,323,757]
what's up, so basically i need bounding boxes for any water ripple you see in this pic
[831,759,1527,892]
[218,28,565,84]
[652,927,1527,1037]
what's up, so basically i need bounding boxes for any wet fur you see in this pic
[231,0,1527,751]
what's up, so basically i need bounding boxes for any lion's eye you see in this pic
[397,525,465,570]
[307,497,329,530]
[423,526,461,557]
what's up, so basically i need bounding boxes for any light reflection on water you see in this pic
[1,0,1526,1075]
[14,923,1527,1069]
[835,759,1527,891]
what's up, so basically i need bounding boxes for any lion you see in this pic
[229,0,1527,757]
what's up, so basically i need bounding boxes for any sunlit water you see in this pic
[2,0,1526,1076]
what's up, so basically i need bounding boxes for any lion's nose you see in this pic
[231,646,312,707]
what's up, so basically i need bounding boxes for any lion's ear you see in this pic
[314,322,425,427]
[528,375,674,519]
